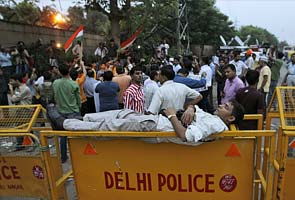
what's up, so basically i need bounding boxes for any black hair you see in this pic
[245,70,259,85]
[149,70,158,80]
[129,66,142,76]
[103,71,113,81]
[177,68,189,76]
[116,65,125,74]
[87,69,95,78]
[224,64,236,72]
[150,64,159,71]
[160,65,175,80]
[277,51,284,59]
[70,69,78,81]
[201,56,210,65]
[43,71,52,81]
[230,100,245,125]
[59,64,70,76]
[183,58,193,71]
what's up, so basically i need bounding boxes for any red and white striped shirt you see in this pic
[123,83,144,113]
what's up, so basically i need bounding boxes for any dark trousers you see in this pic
[267,80,277,106]
[199,90,214,114]
[86,97,96,113]
[118,103,124,109]
[60,112,81,162]
[81,101,88,116]
[217,82,225,105]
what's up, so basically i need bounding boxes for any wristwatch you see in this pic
[167,114,177,120]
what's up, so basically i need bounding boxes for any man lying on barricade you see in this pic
[46,100,244,144]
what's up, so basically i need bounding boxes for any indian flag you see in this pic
[64,25,84,53]
[120,24,144,51]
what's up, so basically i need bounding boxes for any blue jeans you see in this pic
[60,112,81,162]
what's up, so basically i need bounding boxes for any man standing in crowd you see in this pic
[199,56,214,113]
[95,71,120,112]
[84,70,99,113]
[94,42,108,64]
[53,63,81,163]
[283,53,295,86]
[123,66,144,113]
[9,74,32,150]
[221,64,244,104]
[230,51,248,81]
[173,56,182,74]
[245,49,255,70]
[143,70,159,111]
[70,61,88,116]
[113,65,131,109]
[267,52,284,105]
[107,39,118,60]
[236,70,264,130]
[257,56,271,106]
[147,66,202,115]
[215,58,227,105]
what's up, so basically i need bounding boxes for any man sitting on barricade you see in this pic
[47,100,244,143]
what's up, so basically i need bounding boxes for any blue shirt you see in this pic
[0,52,12,67]
[287,62,295,75]
[95,81,120,112]
[84,76,100,97]
[173,75,206,89]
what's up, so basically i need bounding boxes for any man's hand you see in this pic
[181,106,195,126]
[163,108,176,117]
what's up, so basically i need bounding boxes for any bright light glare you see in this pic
[56,43,61,48]
[54,13,65,23]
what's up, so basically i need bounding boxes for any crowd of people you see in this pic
[1,37,295,162]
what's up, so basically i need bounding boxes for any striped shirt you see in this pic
[123,83,144,113]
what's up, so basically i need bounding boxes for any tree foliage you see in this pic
[238,25,279,46]
[0,0,40,24]
[85,0,132,43]
[187,0,236,47]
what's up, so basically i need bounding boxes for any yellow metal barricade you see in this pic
[0,133,65,199]
[0,104,52,132]
[266,86,295,199]
[40,129,276,200]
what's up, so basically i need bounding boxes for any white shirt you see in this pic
[143,78,159,111]
[185,106,228,142]
[147,80,200,114]
[245,56,255,70]
[34,76,44,86]
[93,82,101,112]
[230,60,248,76]
[173,64,182,74]
[199,64,212,87]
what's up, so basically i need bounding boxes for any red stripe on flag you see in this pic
[120,25,144,50]
[64,25,84,52]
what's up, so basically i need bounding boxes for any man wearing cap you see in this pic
[257,56,271,107]
[245,49,255,70]
[230,51,248,80]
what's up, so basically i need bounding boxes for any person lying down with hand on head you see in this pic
[46,100,244,144]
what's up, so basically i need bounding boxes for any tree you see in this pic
[37,6,59,27]
[238,25,279,46]
[187,0,236,47]
[0,0,40,24]
[85,0,132,44]
[278,40,288,51]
